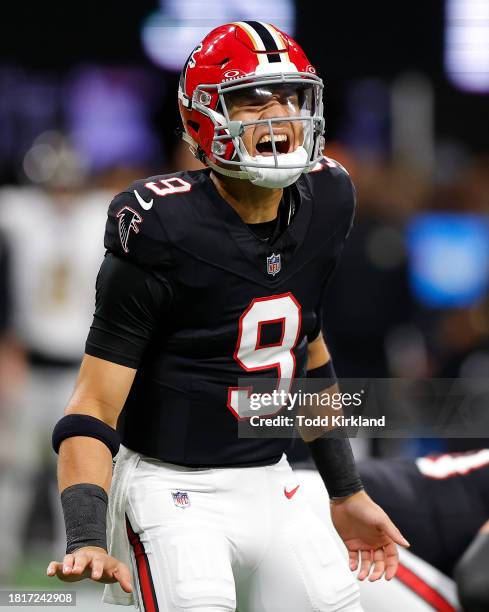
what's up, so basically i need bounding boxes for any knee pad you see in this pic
[152,528,236,611]
[286,517,360,612]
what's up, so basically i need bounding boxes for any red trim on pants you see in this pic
[126,515,159,612]
[396,563,456,612]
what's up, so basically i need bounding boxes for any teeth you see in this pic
[258,134,288,144]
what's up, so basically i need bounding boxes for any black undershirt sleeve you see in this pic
[85,252,173,368]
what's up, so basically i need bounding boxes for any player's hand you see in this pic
[330,490,410,582]
[46,546,132,593]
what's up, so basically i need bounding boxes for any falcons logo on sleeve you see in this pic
[117,206,143,253]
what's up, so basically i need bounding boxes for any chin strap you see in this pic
[181,132,202,160]
[181,129,249,178]
[205,157,250,180]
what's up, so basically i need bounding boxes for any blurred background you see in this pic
[0,0,488,607]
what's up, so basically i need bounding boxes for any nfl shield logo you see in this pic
[267,253,281,276]
[171,490,190,509]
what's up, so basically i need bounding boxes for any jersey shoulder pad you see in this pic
[105,188,168,268]
[310,155,351,177]
[131,169,197,204]
[105,169,204,267]
[305,156,356,239]
[307,156,354,200]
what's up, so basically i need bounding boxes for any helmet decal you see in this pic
[179,43,203,108]
[233,21,290,65]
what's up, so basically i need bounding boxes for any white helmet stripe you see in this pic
[235,21,290,65]
[233,21,267,64]
[259,22,290,62]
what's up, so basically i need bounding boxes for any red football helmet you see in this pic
[178,21,325,188]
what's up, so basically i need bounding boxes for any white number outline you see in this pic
[145,177,192,197]
[227,292,302,420]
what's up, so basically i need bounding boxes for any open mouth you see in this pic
[255,133,291,156]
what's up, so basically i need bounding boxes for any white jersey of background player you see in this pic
[0,133,107,580]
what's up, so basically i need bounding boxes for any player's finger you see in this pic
[348,549,359,572]
[71,553,90,575]
[383,518,410,548]
[368,548,385,581]
[384,541,400,580]
[113,564,132,593]
[46,561,62,576]
[357,549,373,581]
[90,558,104,580]
[62,554,75,574]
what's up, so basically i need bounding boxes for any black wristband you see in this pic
[61,483,108,554]
[52,414,121,458]
[307,360,337,391]
[307,429,364,499]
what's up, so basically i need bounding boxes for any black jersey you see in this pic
[85,158,355,467]
[359,450,489,577]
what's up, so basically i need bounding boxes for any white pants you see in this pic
[124,454,362,612]
[295,470,460,612]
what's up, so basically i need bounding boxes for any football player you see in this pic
[46,22,408,611]
[292,446,489,611]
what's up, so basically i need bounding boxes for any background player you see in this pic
[0,135,107,580]
[291,444,489,611]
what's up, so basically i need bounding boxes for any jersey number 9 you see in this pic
[227,293,301,420]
